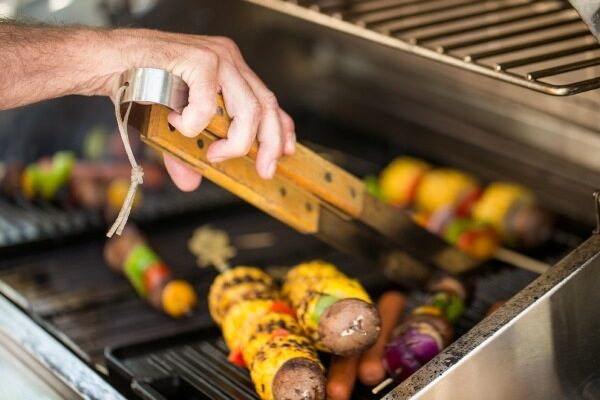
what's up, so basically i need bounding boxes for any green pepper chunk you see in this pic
[40,152,75,200]
[443,218,473,245]
[311,294,340,325]
[364,175,382,199]
[124,244,161,297]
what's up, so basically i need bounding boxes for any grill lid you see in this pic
[243,0,600,95]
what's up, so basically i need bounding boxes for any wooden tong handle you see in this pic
[206,95,365,217]
[141,101,364,233]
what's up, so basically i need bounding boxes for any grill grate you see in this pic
[0,182,239,252]
[0,206,580,398]
[243,0,600,95]
[104,248,542,400]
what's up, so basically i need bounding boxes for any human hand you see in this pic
[104,29,296,191]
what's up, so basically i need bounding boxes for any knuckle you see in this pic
[262,91,279,110]
[215,36,239,51]
[248,99,262,119]
[200,49,219,66]
[196,101,217,120]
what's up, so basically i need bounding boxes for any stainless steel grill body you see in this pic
[2,1,600,399]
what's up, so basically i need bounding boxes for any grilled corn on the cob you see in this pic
[283,261,381,356]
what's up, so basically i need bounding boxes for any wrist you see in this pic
[73,27,135,99]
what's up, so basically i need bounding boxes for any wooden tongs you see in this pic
[121,68,478,282]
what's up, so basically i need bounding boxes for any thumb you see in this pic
[163,154,202,192]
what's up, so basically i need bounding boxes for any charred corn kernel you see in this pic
[282,260,343,308]
[209,267,324,400]
[242,313,304,364]
[124,243,160,297]
[472,182,534,240]
[222,299,274,350]
[209,266,277,325]
[161,280,197,318]
[379,157,431,207]
[283,261,372,348]
[249,334,322,400]
[416,169,478,214]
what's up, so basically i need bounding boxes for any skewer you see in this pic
[188,225,236,272]
[372,377,394,395]
[494,247,550,274]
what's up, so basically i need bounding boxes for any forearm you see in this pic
[0,21,121,110]
[0,21,296,188]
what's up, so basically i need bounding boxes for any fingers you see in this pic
[164,37,294,183]
[256,100,283,179]
[215,37,294,165]
[205,61,261,167]
[233,70,286,179]
[163,154,202,192]
[278,109,296,155]
[169,54,219,137]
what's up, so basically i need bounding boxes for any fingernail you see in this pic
[266,161,277,179]
[286,140,296,154]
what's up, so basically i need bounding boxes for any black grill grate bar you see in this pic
[346,0,485,24]
[462,28,590,60]
[495,42,600,70]
[432,12,580,49]
[330,0,443,16]
[371,1,549,33]
[527,56,600,79]
[184,345,259,397]
[163,350,242,400]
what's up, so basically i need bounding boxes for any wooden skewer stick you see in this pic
[372,377,394,395]
[494,247,550,274]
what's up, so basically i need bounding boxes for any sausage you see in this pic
[282,261,381,356]
[327,355,360,400]
[104,225,196,318]
[358,291,406,386]
[0,161,24,198]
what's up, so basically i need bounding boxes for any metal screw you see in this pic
[197,139,204,149]
[216,106,224,116]
[279,187,287,197]
[305,202,313,212]
[324,172,332,182]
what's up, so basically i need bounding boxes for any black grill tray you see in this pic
[104,262,543,400]
[106,325,386,400]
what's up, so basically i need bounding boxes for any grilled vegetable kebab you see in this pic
[282,261,381,356]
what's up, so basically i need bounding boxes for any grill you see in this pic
[2,0,600,398]
[243,0,600,95]
[0,204,574,399]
